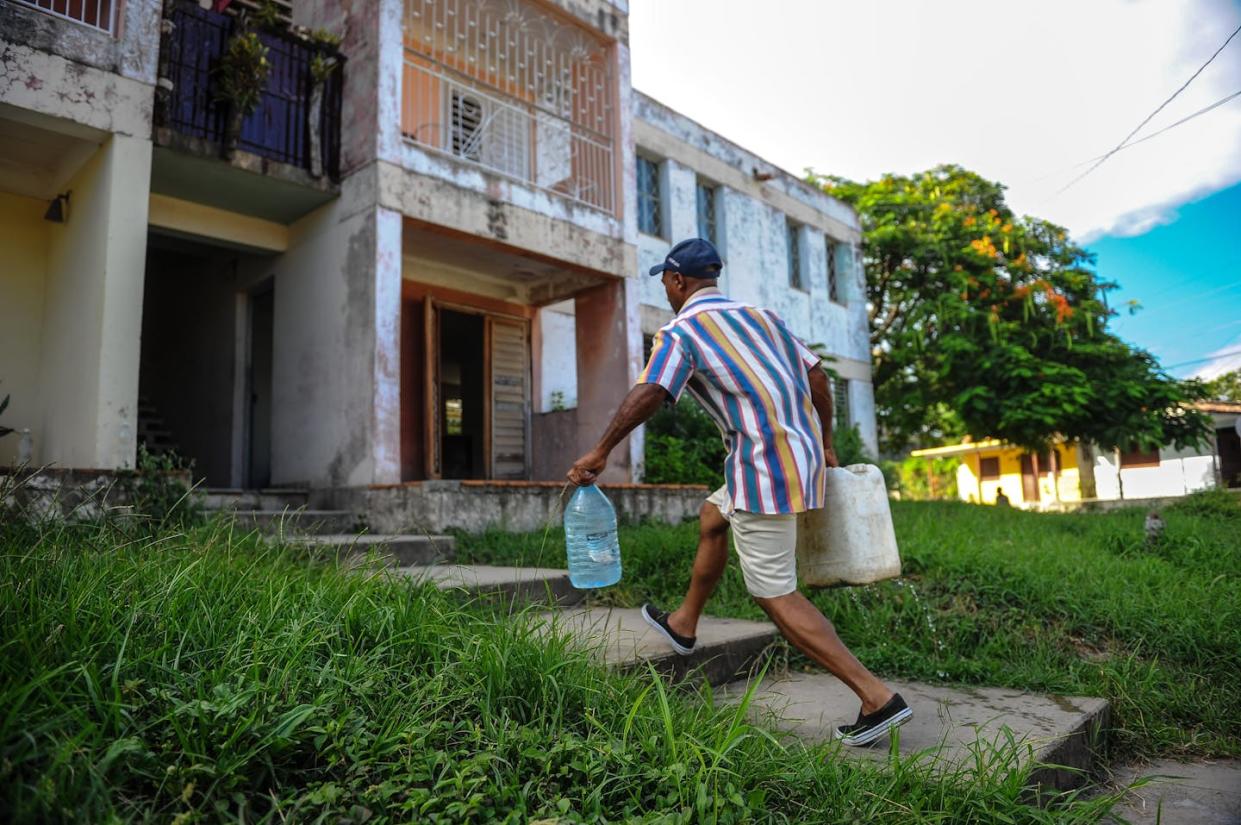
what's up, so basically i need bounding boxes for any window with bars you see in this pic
[15,0,117,32]
[826,238,841,303]
[696,180,718,246]
[638,155,663,237]
[787,221,803,290]
[833,378,850,431]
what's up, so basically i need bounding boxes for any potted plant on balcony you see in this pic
[307,32,341,179]
[215,27,270,160]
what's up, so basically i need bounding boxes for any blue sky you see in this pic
[1090,183,1241,379]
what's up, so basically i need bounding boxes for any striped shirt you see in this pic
[639,287,826,515]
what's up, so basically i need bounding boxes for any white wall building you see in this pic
[540,92,879,473]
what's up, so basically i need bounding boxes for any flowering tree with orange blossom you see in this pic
[809,165,1210,455]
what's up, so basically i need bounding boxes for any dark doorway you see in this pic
[1218,427,1241,488]
[247,287,274,488]
[439,309,486,479]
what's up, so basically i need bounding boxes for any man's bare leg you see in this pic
[665,502,730,639]
[753,591,894,714]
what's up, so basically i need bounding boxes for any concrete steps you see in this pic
[223,509,360,536]
[399,564,583,607]
[296,534,455,566]
[534,606,781,687]
[201,488,311,511]
[718,673,1109,792]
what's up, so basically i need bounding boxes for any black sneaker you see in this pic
[640,603,696,656]
[834,693,913,747]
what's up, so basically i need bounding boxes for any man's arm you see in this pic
[807,365,840,468]
[567,383,669,485]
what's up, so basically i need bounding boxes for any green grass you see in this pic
[457,497,1241,761]
[0,516,1133,823]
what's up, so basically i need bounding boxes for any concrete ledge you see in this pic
[721,674,1109,792]
[536,607,781,687]
[400,564,582,607]
[315,480,711,533]
[224,509,359,536]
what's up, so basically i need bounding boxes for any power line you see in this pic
[1085,89,1241,161]
[1055,20,1241,195]
[1166,347,1241,370]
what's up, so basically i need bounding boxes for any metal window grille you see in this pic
[833,378,850,431]
[787,221,802,290]
[159,0,344,179]
[696,180,717,245]
[15,0,117,33]
[637,155,663,236]
[402,0,617,214]
[826,238,840,303]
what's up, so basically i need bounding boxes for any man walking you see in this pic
[567,238,911,746]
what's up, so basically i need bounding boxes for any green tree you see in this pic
[808,165,1210,454]
[1203,368,1241,402]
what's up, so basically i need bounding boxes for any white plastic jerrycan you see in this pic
[796,464,901,587]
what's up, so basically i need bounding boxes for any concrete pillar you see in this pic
[38,134,152,469]
[574,277,643,482]
[270,189,402,488]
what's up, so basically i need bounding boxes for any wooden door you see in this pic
[487,317,529,479]
[1020,454,1038,503]
[423,298,442,479]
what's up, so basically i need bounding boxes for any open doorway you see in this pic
[247,286,274,488]
[439,309,485,478]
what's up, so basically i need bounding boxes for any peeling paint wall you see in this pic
[267,173,402,487]
[0,0,161,85]
[543,90,880,463]
[38,135,152,469]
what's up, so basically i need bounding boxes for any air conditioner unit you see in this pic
[448,85,529,181]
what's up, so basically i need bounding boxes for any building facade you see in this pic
[538,93,878,472]
[914,401,1241,508]
[2,0,876,493]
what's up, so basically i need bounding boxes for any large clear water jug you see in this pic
[564,484,622,588]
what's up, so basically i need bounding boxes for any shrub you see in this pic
[1167,488,1241,520]
[642,397,726,486]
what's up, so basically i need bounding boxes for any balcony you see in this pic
[401,0,618,216]
[154,0,344,196]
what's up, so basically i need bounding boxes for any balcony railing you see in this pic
[14,0,117,34]
[402,0,617,215]
[158,0,344,181]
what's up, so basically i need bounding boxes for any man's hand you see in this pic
[824,443,840,469]
[568,447,609,486]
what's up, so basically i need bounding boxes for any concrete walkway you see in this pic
[1102,759,1241,824]
[720,673,1108,790]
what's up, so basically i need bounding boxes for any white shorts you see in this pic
[706,485,798,599]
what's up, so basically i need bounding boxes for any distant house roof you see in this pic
[1194,401,1241,414]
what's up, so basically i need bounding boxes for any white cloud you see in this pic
[629,0,1241,241]
[1192,334,1241,380]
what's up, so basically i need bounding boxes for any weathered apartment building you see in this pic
[1,0,875,502]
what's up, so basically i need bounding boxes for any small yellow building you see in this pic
[910,440,1085,509]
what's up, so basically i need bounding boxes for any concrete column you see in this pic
[270,185,402,488]
[575,277,642,482]
[39,134,152,469]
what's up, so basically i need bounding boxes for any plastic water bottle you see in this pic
[564,484,622,588]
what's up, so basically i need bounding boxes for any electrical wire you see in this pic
[1166,346,1241,370]
[1055,20,1241,195]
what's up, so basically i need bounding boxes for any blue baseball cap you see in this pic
[648,238,723,278]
